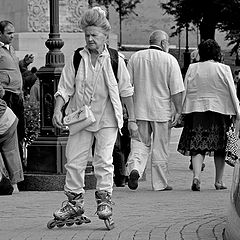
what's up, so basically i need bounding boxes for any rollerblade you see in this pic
[95,190,114,230]
[47,192,91,229]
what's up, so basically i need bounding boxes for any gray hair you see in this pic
[80,7,111,35]
[149,30,168,46]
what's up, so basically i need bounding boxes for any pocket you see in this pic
[0,71,10,85]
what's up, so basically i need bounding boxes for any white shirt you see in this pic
[55,46,133,131]
[127,47,184,122]
[182,61,240,119]
[0,42,9,50]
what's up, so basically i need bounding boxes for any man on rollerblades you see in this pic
[49,6,137,230]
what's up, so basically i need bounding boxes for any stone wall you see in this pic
[28,0,88,32]
[0,0,117,69]
[12,32,117,69]
[0,0,29,32]
[0,0,88,33]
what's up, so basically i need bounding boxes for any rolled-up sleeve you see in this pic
[54,56,76,103]
[117,56,134,97]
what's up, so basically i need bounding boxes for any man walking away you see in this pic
[126,30,185,191]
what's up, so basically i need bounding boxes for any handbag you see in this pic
[225,124,239,167]
[63,105,96,135]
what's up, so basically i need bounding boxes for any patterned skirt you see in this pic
[177,111,232,157]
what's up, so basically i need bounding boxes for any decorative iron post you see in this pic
[26,0,67,177]
[39,0,65,137]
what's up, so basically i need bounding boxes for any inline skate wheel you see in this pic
[66,222,74,226]
[66,218,74,226]
[82,215,91,224]
[56,223,65,228]
[75,220,83,225]
[104,217,114,230]
[75,215,91,225]
[47,219,57,229]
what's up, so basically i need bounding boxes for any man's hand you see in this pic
[24,54,34,65]
[170,112,182,128]
[128,121,138,138]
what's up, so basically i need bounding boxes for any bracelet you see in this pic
[128,119,136,123]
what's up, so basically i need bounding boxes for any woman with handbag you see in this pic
[177,39,240,191]
[51,7,137,229]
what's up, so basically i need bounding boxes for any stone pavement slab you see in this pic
[0,128,233,240]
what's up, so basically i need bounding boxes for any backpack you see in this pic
[73,46,119,81]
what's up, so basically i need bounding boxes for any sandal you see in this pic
[214,182,227,190]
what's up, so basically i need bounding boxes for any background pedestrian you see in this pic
[0,20,34,168]
[177,39,240,191]
[126,30,185,191]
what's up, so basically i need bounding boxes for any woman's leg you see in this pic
[64,130,93,194]
[93,127,118,195]
[192,153,205,180]
[191,153,205,191]
[214,151,226,187]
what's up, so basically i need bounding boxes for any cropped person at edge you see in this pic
[0,20,34,168]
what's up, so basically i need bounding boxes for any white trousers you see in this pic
[127,120,171,190]
[64,127,118,195]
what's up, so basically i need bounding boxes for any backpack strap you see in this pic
[107,46,119,82]
[73,46,120,82]
[73,47,84,77]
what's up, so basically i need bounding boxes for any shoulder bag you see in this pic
[225,124,239,167]
[63,59,105,135]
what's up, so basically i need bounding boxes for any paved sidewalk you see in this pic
[0,128,233,240]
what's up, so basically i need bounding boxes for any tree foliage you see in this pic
[93,0,141,19]
[217,0,240,54]
[161,0,240,47]
[113,0,141,19]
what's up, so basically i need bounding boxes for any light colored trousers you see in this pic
[127,120,171,190]
[64,127,118,195]
[0,119,24,184]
